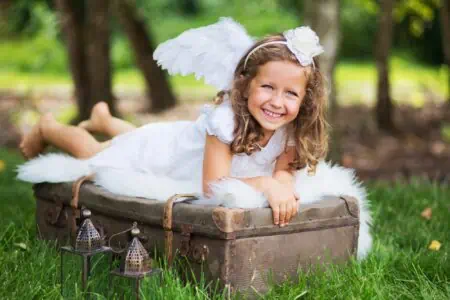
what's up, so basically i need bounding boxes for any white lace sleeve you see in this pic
[205,101,235,144]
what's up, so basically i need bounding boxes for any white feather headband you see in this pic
[153,18,324,91]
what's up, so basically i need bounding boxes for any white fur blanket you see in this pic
[17,154,372,259]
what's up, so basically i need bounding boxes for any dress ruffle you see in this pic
[204,101,235,144]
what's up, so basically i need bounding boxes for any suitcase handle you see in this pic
[163,194,198,266]
[69,174,95,239]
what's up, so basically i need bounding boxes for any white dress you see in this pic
[88,99,291,186]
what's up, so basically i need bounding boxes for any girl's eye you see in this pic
[287,91,298,97]
[261,84,273,90]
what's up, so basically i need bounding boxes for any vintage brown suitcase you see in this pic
[34,181,359,295]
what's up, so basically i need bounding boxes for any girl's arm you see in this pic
[271,146,298,225]
[273,146,296,185]
[203,135,297,226]
[203,134,273,195]
[202,134,232,194]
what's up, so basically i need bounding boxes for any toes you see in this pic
[93,101,111,118]
[19,122,46,160]
[77,120,90,129]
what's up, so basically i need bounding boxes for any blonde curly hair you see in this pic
[214,34,329,174]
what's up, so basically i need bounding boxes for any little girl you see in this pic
[18,19,328,228]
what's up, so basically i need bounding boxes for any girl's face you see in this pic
[247,60,308,137]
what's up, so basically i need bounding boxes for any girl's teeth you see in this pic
[264,109,282,118]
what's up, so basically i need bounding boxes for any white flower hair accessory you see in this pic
[243,26,324,70]
[283,26,324,66]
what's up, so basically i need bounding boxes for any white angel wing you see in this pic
[153,17,254,91]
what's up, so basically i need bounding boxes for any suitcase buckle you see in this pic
[45,201,68,228]
[191,244,209,263]
[180,224,193,256]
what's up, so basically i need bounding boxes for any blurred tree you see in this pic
[115,0,177,112]
[304,0,340,115]
[439,0,450,103]
[394,0,442,65]
[54,0,116,122]
[303,0,342,161]
[375,0,395,132]
[358,0,441,131]
[0,1,12,37]
[341,0,443,64]
[180,0,201,16]
[3,0,32,35]
[86,0,115,117]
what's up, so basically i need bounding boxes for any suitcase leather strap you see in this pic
[70,174,95,238]
[163,194,198,266]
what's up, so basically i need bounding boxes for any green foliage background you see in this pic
[0,0,446,75]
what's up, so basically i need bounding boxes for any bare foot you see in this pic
[77,102,111,134]
[19,114,50,159]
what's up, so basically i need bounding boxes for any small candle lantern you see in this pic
[60,209,112,298]
[109,224,162,300]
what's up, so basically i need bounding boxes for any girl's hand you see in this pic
[265,179,298,227]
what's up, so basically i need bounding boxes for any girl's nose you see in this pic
[269,92,283,108]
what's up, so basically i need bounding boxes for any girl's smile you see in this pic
[262,108,284,119]
[247,60,309,137]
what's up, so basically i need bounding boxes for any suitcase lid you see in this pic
[34,182,359,240]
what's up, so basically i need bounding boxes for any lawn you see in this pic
[0,147,449,299]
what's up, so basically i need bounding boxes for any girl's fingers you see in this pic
[279,203,287,226]
[272,205,280,225]
[292,199,298,217]
[285,201,293,224]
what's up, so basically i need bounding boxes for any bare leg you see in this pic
[78,102,136,138]
[20,113,110,159]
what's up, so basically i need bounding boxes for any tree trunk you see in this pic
[86,0,116,116]
[54,0,92,121]
[54,0,116,122]
[375,0,395,132]
[440,0,450,103]
[115,0,177,113]
[303,0,341,162]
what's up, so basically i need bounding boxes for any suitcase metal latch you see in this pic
[46,201,68,228]
[179,224,209,263]
[180,224,193,256]
[191,244,209,263]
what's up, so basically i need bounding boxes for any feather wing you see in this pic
[153,17,254,91]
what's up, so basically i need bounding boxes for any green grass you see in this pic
[1,147,449,299]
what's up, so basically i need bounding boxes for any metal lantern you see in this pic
[60,209,112,298]
[110,225,162,300]
[74,209,103,251]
